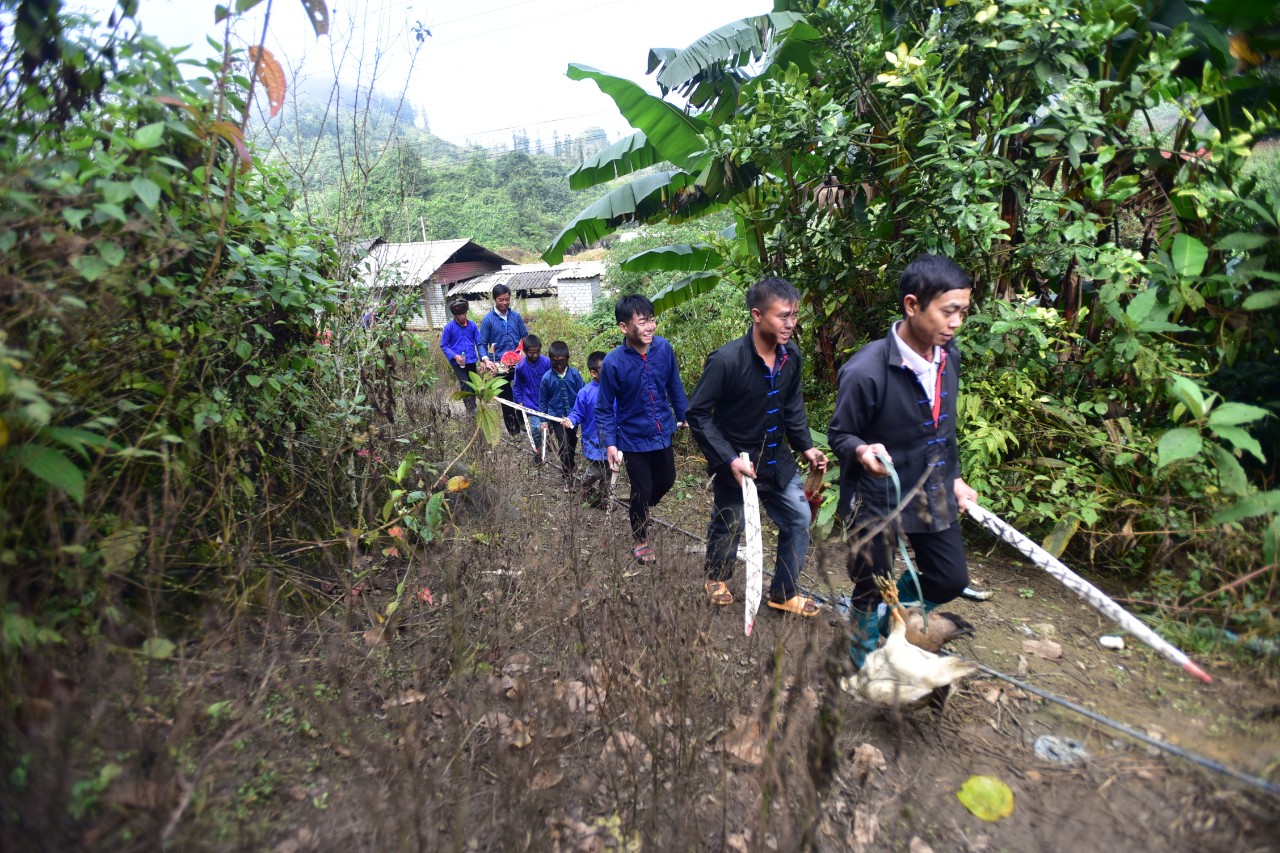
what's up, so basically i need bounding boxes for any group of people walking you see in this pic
[439,255,979,673]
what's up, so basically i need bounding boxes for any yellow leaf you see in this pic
[446,475,471,493]
[957,775,1014,821]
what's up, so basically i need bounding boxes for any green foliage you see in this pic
[556,0,1280,632]
[0,14,430,669]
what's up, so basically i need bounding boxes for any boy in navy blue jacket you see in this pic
[596,294,689,564]
[828,253,979,670]
[439,300,481,416]
[539,340,585,489]
[564,351,609,507]
[513,334,550,461]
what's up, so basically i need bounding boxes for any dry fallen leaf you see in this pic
[531,768,564,790]
[382,690,427,709]
[362,626,391,647]
[507,719,532,749]
[722,715,764,766]
[909,837,935,853]
[601,731,650,766]
[851,743,886,778]
[1022,639,1063,661]
[503,653,533,677]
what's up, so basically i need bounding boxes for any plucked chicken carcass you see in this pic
[841,575,977,706]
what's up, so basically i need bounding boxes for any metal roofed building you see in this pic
[357,239,516,329]
[448,261,604,316]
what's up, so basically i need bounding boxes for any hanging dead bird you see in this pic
[901,607,974,653]
[841,575,976,708]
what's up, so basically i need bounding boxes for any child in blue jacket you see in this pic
[513,334,551,460]
[439,300,481,416]
[565,351,610,507]
[596,294,689,564]
[539,340,585,489]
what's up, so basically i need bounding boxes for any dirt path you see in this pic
[25,410,1278,851]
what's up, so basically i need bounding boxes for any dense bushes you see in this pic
[0,15,425,668]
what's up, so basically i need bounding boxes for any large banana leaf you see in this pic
[566,64,708,171]
[568,131,661,191]
[649,12,808,95]
[543,170,695,264]
[651,271,723,316]
[620,243,724,272]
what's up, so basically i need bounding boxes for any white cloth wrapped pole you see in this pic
[520,410,537,453]
[966,504,1212,684]
[740,452,763,637]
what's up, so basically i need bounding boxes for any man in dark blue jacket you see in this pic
[828,254,979,669]
[478,284,528,436]
[687,278,827,616]
[596,294,689,565]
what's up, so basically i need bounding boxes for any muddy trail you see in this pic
[10,401,1279,852]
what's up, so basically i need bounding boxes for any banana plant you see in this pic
[542,7,820,311]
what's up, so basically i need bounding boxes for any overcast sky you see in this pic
[76,0,767,150]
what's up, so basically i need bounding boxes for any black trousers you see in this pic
[547,421,577,480]
[497,374,521,435]
[846,520,968,610]
[623,445,676,542]
[449,361,478,415]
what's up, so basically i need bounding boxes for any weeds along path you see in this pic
[23,393,1277,850]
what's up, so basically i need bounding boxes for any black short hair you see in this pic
[615,293,655,325]
[746,277,800,313]
[449,300,468,316]
[587,350,606,372]
[492,284,511,299]
[522,334,541,351]
[548,340,570,359]
[898,254,971,312]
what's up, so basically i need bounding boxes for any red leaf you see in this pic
[206,120,252,169]
[248,45,287,118]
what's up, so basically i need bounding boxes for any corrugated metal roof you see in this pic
[359,239,515,288]
[446,262,603,297]
[555,261,605,280]
[447,265,555,297]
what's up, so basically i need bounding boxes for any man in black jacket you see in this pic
[687,278,828,616]
[828,254,979,669]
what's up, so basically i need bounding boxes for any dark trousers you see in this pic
[705,472,811,601]
[547,421,577,480]
[449,361,478,415]
[497,374,521,435]
[624,445,676,542]
[846,519,968,610]
[576,458,610,506]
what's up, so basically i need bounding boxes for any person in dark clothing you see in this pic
[596,294,689,565]
[827,253,979,669]
[687,278,828,616]
[478,284,529,436]
[440,300,481,416]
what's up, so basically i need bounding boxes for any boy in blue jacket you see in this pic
[596,294,689,564]
[564,351,609,507]
[539,340,585,490]
[513,334,551,461]
[439,300,481,416]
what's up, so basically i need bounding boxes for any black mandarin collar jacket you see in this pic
[687,330,814,490]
